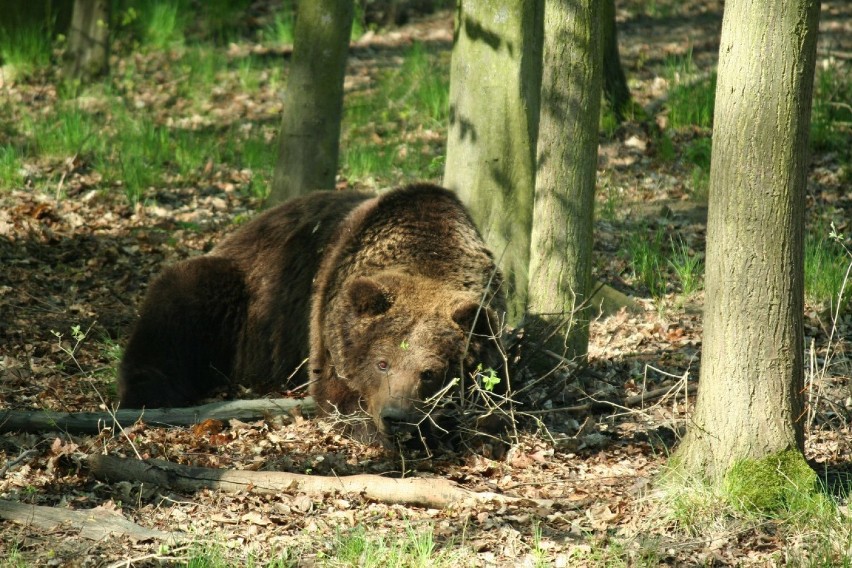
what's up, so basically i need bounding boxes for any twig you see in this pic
[0,449,39,478]
[522,382,698,415]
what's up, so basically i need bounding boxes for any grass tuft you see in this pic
[262,8,296,46]
[320,524,472,567]
[664,50,715,130]
[805,230,851,314]
[668,236,703,296]
[627,227,667,298]
[0,145,24,189]
[0,25,54,79]
[138,0,187,49]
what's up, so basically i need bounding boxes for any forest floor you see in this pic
[1,0,851,566]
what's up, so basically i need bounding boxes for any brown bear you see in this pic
[119,183,507,446]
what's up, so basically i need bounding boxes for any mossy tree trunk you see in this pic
[270,0,354,204]
[602,0,631,122]
[443,0,544,324]
[674,0,821,483]
[62,0,110,81]
[527,0,602,362]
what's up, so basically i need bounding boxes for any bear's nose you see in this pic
[380,406,418,435]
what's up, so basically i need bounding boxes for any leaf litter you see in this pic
[0,0,851,565]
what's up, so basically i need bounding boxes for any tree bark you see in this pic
[87,454,551,511]
[0,499,172,542]
[62,0,110,81]
[0,398,315,434]
[527,0,602,362]
[674,0,821,482]
[602,0,632,123]
[443,0,544,324]
[269,0,354,204]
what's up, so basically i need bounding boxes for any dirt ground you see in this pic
[1,1,851,565]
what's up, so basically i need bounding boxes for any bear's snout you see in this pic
[379,405,420,437]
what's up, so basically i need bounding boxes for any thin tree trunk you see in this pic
[527,0,602,362]
[602,0,631,122]
[62,0,110,81]
[675,0,820,482]
[270,0,354,204]
[443,0,544,324]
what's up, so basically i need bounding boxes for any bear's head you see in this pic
[330,271,505,447]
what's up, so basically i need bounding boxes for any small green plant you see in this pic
[476,364,501,392]
[668,236,703,296]
[0,539,28,568]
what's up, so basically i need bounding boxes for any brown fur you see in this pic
[119,184,506,444]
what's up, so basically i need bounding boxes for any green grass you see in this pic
[23,106,103,159]
[319,524,473,567]
[0,145,24,189]
[0,25,54,79]
[342,145,395,180]
[138,0,187,50]
[683,137,712,201]
[664,50,716,130]
[384,42,450,125]
[668,236,703,296]
[805,231,851,313]
[811,62,852,155]
[627,227,668,298]
[342,42,450,184]
[179,47,223,99]
[262,8,296,46]
[656,458,851,562]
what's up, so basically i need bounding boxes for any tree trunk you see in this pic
[62,0,110,81]
[601,0,632,122]
[269,0,354,204]
[674,0,821,483]
[0,398,315,434]
[87,454,551,510]
[527,0,602,362]
[0,500,172,542]
[443,0,544,324]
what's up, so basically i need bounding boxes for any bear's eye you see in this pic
[421,370,436,382]
[376,360,389,372]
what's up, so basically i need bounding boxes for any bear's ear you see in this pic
[452,301,500,338]
[348,277,393,316]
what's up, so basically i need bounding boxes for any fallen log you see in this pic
[87,453,551,511]
[0,499,176,542]
[0,397,316,434]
